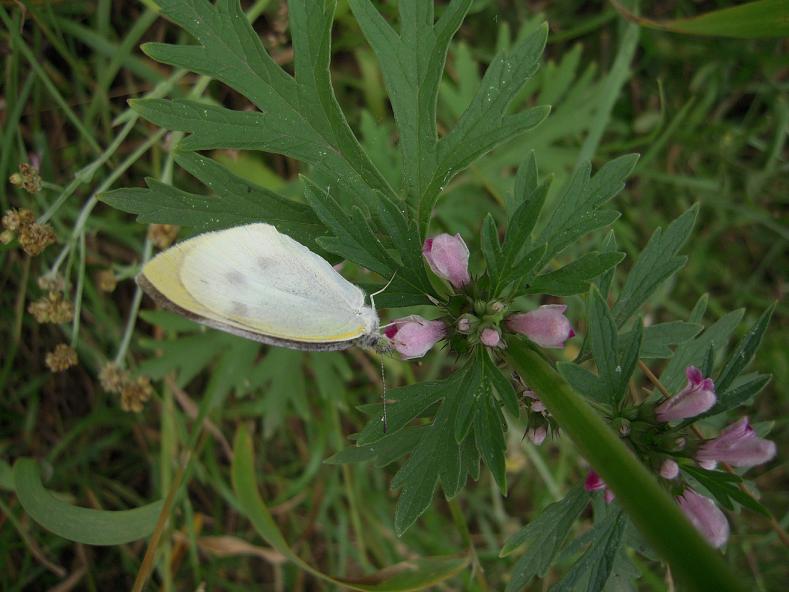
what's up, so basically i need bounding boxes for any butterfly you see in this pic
[137,223,383,351]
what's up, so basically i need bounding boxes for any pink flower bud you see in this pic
[659,459,680,480]
[527,425,547,446]
[696,417,776,468]
[383,316,447,360]
[584,470,606,492]
[655,366,716,422]
[422,233,470,289]
[530,400,546,413]
[505,304,575,349]
[480,327,501,347]
[676,488,729,548]
[604,489,616,504]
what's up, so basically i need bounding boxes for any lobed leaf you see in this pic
[611,205,698,326]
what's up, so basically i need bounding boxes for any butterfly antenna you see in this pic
[369,272,397,314]
[380,356,388,433]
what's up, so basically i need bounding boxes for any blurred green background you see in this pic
[1,0,786,589]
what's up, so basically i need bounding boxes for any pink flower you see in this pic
[422,233,470,289]
[384,316,446,359]
[527,426,547,446]
[480,327,501,347]
[505,305,575,349]
[655,366,716,422]
[696,417,776,468]
[584,470,615,503]
[584,470,605,492]
[659,459,680,480]
[676,488,729,548]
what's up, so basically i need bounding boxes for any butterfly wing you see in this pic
[139,224,378,350]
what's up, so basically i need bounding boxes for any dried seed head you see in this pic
[18,223,56,256]
[37,273,65,291]
[121,375,154,413]
[2,208,35,232]
[97,269,117,292]
[45,344,78,372]
[99,362,129,394]
[0,230,13,245]
[9,163,43,193]
[148,224,179,249]
[28,291,74,324]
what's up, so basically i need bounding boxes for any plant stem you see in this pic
[506,339,746,592]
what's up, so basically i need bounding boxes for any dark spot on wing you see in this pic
[231,301,248,316]
[226,270,246,285]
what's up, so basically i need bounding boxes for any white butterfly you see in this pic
[138,223,381,351]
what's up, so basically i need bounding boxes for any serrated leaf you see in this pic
[474,394,507,493]
[539,154,637,260]
[484,353,520,416]
[13,458,163,545]
[701,373,771,419]
[528,251,625,296]
[324,426,424,468]
[557,362,610,404]
[142,0,393,207]
[588,286,620,403]
[551,509,627,592]
[102,152,326,252]
[453,360,485,442]
[480,213,503,281]
[501,486,589,591]
[611,205,698,326]
[631,321,703,358]
[418,25,550,234]
[714,303,775,394]
[387,362,486,535]
[595,230,619,297]
[660,308,745,392]
[348,0,472,203]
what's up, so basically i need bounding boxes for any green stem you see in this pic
[506,339,746,592]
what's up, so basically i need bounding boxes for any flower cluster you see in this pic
[45,343,78,373]
[9,163,42,194]
[28,291,74,324]
[384,233,575,359]
[1,207,56,256]
[584,366,776,548]
[99,362,155,413]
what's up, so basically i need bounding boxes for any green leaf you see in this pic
[683,466,770,517]
[660,308,745,393]
[101,152,327,253]
[232,425,470,591]
[631,321,703,359]
[587,286,641,405]
[480,213,503,282]
[500,486,589,591]
[390,365,479,535]
[324,427,423,468]
[611,205,698,326]
[483,352,520,416]
[506,341,747,592]
[421,25,549,234]
[539,154,637,260]
[13,458,163,545]
[474,393,507,494]
[348,0,473,202]
[557,362,610,405]
[143,0,393,206]
[701,373,771,419]
[527,251,625,296]
[714,303,775,394]
[611,0,789,39]
[552,509,627,592]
